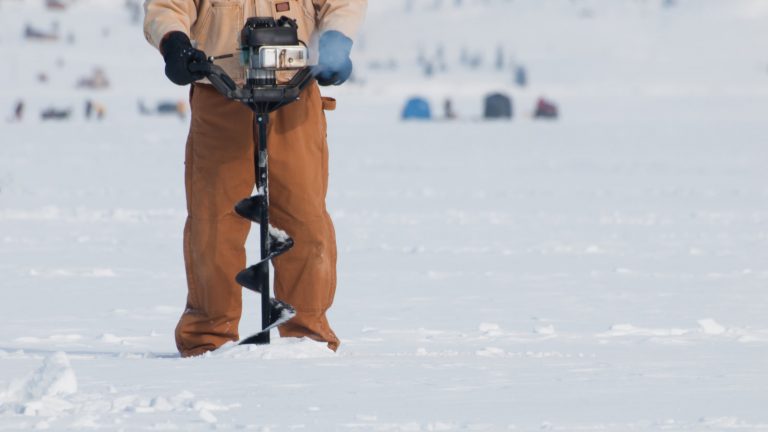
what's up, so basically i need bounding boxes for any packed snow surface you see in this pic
[1,0,768,430]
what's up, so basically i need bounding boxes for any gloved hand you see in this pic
[160,31,208,86]
[315,30,353,86]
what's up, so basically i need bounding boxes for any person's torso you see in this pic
[191,0,318,82]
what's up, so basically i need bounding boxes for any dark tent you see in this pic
[484,93,513,120]
[401,97,432,120]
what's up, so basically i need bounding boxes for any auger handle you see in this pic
[189,59,317,105]
[189,61,238,96]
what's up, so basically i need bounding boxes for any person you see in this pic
[143,0,367,357]
[13,100,24,122]
[138,99,152,116]
[94,102,106,120]
[175,100,187,119]
[443,98,456,120]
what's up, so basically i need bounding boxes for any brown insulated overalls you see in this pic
[143,0,367,357]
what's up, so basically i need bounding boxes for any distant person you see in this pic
[126,0,141,24]
[94,102,106,120]
[495,45,505,71]
[175,100,187,119]
[91,68,110,89]
[77,68,110,89]
[13,100,24,122]
[424,61,435,77]
[515,65,528,87]
[138,100,152,115]
[444,98,456,120]
[84,100,105,120]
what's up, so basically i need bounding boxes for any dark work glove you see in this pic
[315,30,353,86]
[160,31,208,86]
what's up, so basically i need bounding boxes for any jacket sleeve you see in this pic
[143,0,198,50]
[312,0,367,40]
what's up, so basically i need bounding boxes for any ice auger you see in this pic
[190,16,314,345]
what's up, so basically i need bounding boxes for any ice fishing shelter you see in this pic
[534,97,559,120]
[484,93,513,120]
[46,0,67,10]
[401,97,432,120]
[24,24,58,41]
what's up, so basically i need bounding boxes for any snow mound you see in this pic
[268,224,290,242]
[13,352,77,400]
[208,338,337,360]
[109,390,238,422]
[0,352,77,416]
[697,318,727,335]
[600,324,690,338]
[534,325,556,336]
[478,322,503,337]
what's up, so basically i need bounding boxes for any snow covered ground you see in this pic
[1,0,768,430]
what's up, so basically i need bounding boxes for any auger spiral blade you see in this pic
[239,298,297,345]
[235,229,295,293]
[235,261,268,294]
[267,228,294,258]
[234,195,264,222]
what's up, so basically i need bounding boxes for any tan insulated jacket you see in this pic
[144,0,367,82]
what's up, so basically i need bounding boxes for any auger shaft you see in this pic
[254,111,272,344]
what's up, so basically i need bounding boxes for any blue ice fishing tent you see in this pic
[483,93,513,120]
[401,97,432,120]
